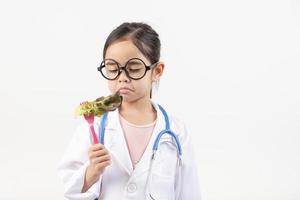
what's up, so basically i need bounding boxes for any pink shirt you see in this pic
[119,114,156,169]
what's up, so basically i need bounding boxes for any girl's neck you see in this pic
[119,98,156,125]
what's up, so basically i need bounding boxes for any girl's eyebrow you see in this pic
[127,60,142,64]
[106,58,145,65]
[104,58,119,64]
[106,60,117,64]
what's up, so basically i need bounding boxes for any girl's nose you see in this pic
[118,70,130,82]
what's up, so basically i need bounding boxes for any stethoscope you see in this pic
[97,104,183,200]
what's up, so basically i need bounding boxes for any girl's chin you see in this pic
[118,94,131,102]
[119,95,142,104]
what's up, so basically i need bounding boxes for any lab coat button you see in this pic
[127,183,137,193]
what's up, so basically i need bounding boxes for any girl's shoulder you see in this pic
[166,112,192,148]
[153,102,186,127]
[153,102,190,141]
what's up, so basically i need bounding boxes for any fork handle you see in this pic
[89,125,99,144]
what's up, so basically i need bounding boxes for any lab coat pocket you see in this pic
[148,171,175,200]
[153,138,178,177]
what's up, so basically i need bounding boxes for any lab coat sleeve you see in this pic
[178,122,202,200]
[57,122,101,200]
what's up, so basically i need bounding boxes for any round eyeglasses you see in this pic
[97,58,158,80]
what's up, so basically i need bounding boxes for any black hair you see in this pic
[103,22,161,64]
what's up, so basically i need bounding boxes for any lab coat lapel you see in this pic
[131,102,166,178]
[104,109,133,175]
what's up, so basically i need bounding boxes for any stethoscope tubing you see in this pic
[98,104,182,200]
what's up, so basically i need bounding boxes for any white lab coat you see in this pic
[57,102,201,200]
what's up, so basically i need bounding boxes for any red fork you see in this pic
[80,102,99,144]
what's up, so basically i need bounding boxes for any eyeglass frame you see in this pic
[97,58,159,80]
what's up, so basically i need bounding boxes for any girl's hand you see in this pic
[88,144,111,176]
[82,144,111,192]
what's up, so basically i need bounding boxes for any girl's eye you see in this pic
[128,68,142,73]
[108,69,118,73]
[106,64,119,73]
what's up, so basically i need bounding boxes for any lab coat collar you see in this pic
[104,101,163,131]
[132,101,167,178]
[103,100,167,177]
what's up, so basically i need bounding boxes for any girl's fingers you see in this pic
[91,154,111,165]
[94,160,111,172]
[90,144,105,151]
[89,148,109,158]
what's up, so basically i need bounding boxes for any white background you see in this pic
[0,0,299,199]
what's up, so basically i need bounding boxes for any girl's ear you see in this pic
[152,62,165,81]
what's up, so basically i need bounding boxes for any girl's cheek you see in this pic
[108,82,115,93]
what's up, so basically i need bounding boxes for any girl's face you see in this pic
[104,40,163,103]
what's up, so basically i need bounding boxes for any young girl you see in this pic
[58,22,201,200]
